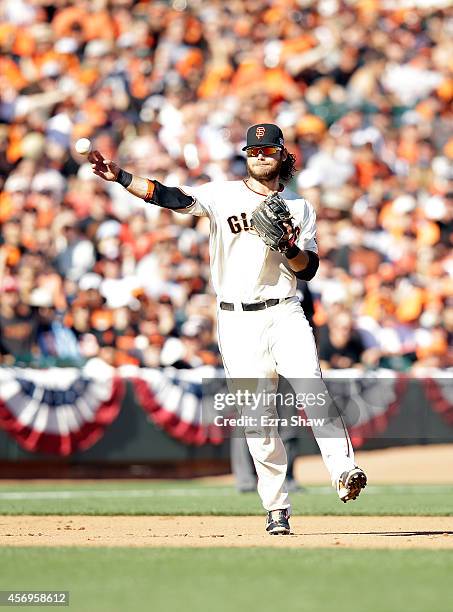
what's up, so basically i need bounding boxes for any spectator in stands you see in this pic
[318,309,367,370]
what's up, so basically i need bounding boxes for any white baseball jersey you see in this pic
[179,180,318,302]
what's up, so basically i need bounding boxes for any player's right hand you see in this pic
[90,150,119,181]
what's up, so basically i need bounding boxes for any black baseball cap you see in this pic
[242,123,285,150]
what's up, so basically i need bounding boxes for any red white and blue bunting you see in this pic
[0,366,451,454]
[0,366,124,455]
[323,370,407,447]
[132,366,225,446]
[131,368,408,448]
[422,373,453,427]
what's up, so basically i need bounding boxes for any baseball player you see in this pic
[90,123,367,535]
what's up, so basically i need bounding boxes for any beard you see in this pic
[247,158,282,182]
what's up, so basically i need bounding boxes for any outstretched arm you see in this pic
[89,150,194,209]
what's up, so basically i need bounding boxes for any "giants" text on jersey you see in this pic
[227,213,251,234]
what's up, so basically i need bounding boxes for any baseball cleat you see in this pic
[336,467,367,503]
[266,509,291,535]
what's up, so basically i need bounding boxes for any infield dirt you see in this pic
[0,515,452,549]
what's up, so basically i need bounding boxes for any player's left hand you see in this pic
[282,221,299,248]
[251,193,299,253]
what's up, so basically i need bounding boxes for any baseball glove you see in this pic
[250,192,300,253]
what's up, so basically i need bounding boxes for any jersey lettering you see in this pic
[227,213,251,234]
[241,212,250,230]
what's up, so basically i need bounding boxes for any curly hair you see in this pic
[279,151,297,183]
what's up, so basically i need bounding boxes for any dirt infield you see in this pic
[0,515,452,549]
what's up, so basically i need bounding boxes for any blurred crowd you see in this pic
[0,0,452,371]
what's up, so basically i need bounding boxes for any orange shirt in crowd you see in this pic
[230,60,301,101]
[197,64,234,99]
[52,7,116,40]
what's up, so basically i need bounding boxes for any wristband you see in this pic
[144,179,155,202]
[294,250,319,281]
[116,169,133,188]
[285,245,300,260]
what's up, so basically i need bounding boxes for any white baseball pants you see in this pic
[217,296,356,512]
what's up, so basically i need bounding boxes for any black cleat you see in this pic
[266,509,291,535]
[336,467,367,503]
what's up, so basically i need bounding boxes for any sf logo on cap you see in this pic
[256,126,266,139]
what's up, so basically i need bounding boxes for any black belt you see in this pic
[220,297,291,311]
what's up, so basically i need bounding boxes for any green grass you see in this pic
[1,482,452,612]
[0,481,452,515]
[1,547,452,612]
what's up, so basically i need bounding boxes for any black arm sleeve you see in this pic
[150,180,195,210]
[294,251,319,281]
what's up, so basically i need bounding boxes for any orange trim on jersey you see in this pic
[242,179,284,196]
[144,179,155,202]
